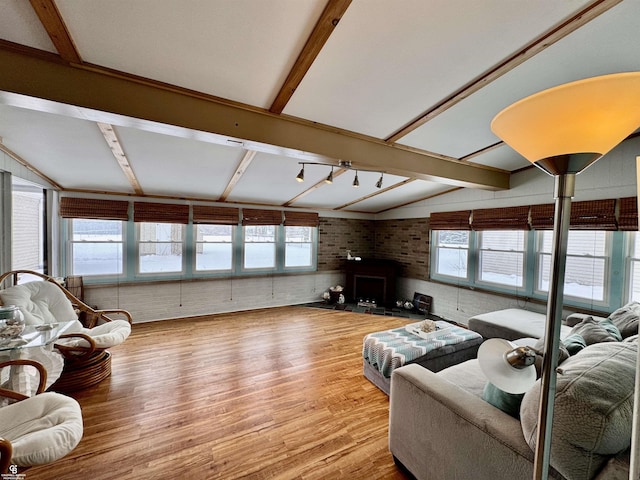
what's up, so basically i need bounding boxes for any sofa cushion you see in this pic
[570,316,621,345]
[520,342,636,480]
[562,333,587,355]
[482,383,524,419]
[608,301,640,339]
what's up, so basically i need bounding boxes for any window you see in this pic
[195,224,233,271]
[433,230,469,279]
[12,177,45,272]
[478,230,525,287]
[70,219,124,275]
[243,225,276,269]
[285,226,313,268]
[627,232,640,302]
[537,230,609,302]
[138,222,184,273]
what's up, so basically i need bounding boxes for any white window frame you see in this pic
[194,224,234,272]
[284,226,315,269]
[535,230,611,304]
[137,222,185,275]
[432,230,470,280]
[477,230,526,288]
[242,225,277,270]
[68,218,125,277]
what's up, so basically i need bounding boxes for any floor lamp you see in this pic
[490,72,640,480]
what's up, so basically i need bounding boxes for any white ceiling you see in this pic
[0,0,639,215]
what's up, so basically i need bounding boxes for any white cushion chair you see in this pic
[0,359,83,473]
[0,270,133,392]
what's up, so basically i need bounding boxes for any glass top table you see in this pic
[0,322,76,352]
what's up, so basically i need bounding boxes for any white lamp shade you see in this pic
[491,72,640,166]
[478,338,537,394]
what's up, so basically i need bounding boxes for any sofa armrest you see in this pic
[389,364,543,480]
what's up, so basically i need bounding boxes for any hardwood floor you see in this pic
[28,306,413,479]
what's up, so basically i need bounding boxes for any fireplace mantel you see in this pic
[344,259,398,306]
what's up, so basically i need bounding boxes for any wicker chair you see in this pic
[0,359,83,473]
[0,270,133,392]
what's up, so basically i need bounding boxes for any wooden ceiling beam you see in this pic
[97,122,144,195]
[218,149,257,202]
[385,0,622,143]
[0,141,61,189]
[334,178,415,210]
[29,0,82,64]
[269,0,352,114]
[0,47,509,190]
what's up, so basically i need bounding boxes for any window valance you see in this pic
[283,211,319,227]
[60,197,129,221]
[133,202,189,224]
[618,197,638,231]
[471,206,530,230]
[429,210,471,231]
[570,199,617,230]
[242,209,283,226]
[192,206,239,225]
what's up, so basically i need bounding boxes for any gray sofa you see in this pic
[389,303,640,480]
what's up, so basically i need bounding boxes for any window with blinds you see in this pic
[192,206,238,272]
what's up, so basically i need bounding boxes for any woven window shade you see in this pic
[242,209,283,226]
[530,204,555,230]
[59,197,129,220]
[133,202,189,224]
[192,205,239,225]
[429,210,471,231]
[283,211,319,227]
[471,206,530,230]
[618,197,638,231]
[570,199,617,230]
[532,200,617,230]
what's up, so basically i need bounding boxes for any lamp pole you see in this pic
[533,172,575,479]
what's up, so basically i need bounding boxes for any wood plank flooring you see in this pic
[27,306,412,480]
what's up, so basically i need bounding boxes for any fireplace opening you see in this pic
[354,275,386,305]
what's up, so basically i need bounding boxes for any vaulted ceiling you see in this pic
[0,0,638,215]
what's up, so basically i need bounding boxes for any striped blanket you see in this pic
[362,321,482,378]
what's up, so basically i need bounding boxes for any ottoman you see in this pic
[362,320,483,395]
[468,308,573,341]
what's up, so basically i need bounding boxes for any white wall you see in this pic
[85,271,345,323]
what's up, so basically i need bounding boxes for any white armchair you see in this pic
[0,359,83,473]
[0,270,132,392]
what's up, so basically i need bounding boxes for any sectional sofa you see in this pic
[388,303,640,480]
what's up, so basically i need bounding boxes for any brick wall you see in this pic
[317,217,376,271]
[317,216,430,280]
[374,218,430,280]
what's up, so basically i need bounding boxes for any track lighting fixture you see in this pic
[325,167,334,184]
[294,161,385,189]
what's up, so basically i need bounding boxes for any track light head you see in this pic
[376,173,384,188]
[296,166,305,182]
[352,171,359,188]
[325,167,334,184]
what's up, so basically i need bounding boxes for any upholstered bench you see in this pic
[362,320,483,395]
